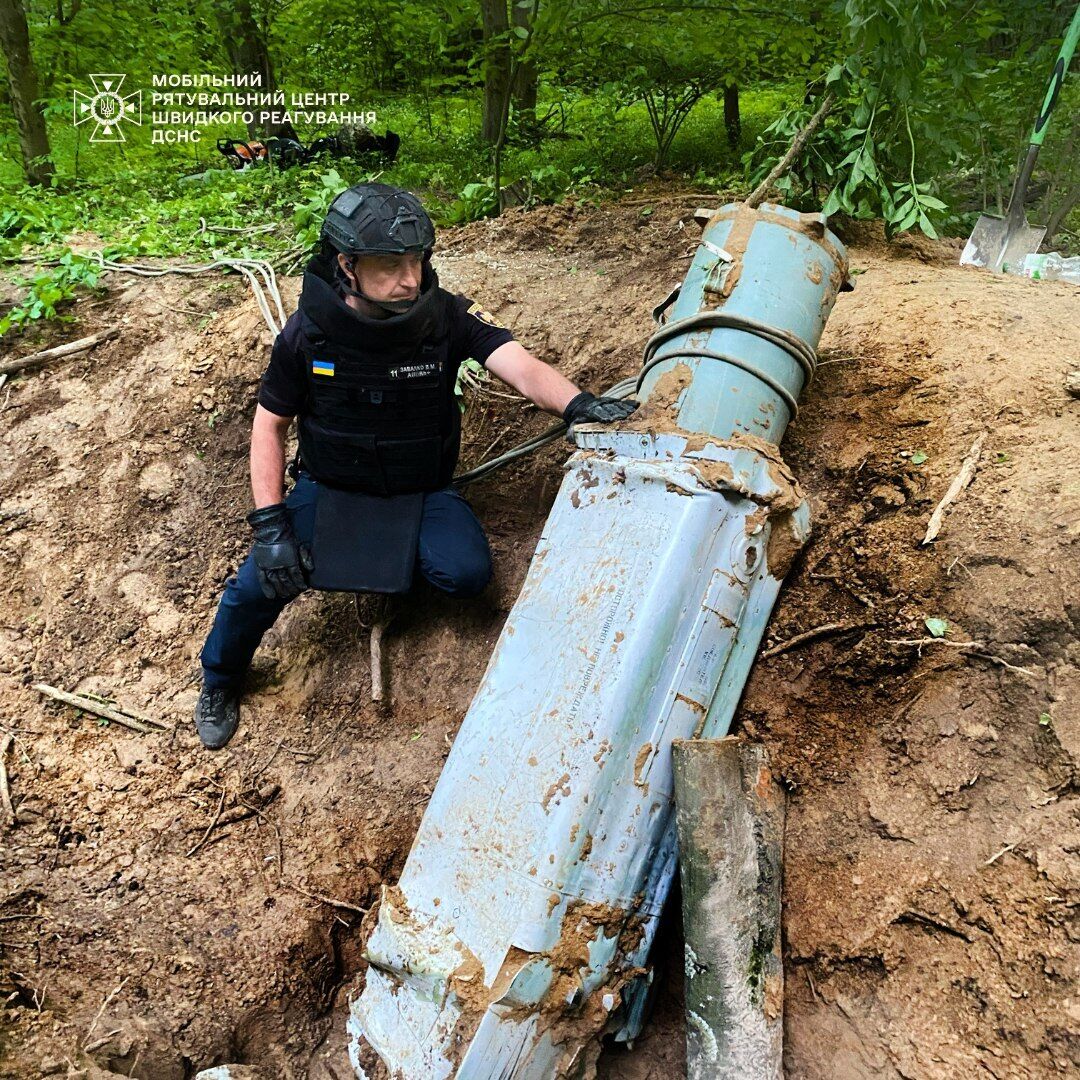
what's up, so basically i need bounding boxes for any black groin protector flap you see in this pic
[308,486,423,594]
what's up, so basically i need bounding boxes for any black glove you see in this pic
[247,503,314,600]
[562,392,639,437]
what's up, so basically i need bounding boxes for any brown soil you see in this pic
[1,194,1077,1079]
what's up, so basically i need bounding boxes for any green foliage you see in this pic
[744,0,1080,241]
[551,1,821,169]
[446,181,500,225]
[1,0,1077,266]
[291,169,353,246]
[1,251,102,337]
[454,358,488,412]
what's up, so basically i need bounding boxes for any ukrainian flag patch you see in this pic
[312,360,335,377]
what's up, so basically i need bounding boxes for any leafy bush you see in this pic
[1,250,103,337]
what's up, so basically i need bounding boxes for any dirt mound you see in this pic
[1,196,1077,1078]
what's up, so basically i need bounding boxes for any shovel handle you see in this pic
[1030,3,1080,147]
[1007,5,1080,217]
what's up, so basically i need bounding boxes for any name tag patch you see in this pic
[389,361,440,379]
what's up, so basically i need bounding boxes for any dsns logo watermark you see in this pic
[73,74,142,143]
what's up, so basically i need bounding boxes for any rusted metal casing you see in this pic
[349,203,848,1078]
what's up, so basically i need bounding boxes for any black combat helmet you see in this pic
[320,183,435,259]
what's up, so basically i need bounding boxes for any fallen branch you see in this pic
[921,433,986,545]
[74,691,166,734]
[0,735,15,827]
[33,683,166,734]
[746,93,836,210]
[70,689,168,730]
[185,783,280,832]
[762,620,875,659]
[887,638,1037,677]
[284,880,368,916]
[0,327,119,378]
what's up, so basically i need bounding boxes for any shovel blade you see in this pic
[961,213,1046,272]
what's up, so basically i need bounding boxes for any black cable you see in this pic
[453,308,818,487]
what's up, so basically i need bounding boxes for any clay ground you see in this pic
[0,195,1077,1078]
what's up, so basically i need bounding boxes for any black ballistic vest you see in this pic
[295,256,460,495]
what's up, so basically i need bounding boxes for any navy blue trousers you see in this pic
[200,474,492,690]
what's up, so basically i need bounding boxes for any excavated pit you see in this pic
[1,196,1077,1079]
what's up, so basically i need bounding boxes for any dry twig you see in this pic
[284,880,368,916]
[189,784,280,833]
[370,622,386,703]
[238,794,284,881]
[887,638,1036,677]
[185,786,227,858]
[0,328,119,378]
[921,433,986,545]
[84,1029,123,1053]
[33,683,166,734]
[984,843,1018,866]
[70,689,166,729]
[0,735,15,826]
[762,621,874,659]
[355,595,398,703]
[83,977,129,1046]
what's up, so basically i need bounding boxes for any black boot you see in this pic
[194,685,241,750]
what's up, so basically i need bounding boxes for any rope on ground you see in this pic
[86,252,286,337]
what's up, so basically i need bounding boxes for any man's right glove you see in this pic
[247,503,314,600]
[562,391,639,438]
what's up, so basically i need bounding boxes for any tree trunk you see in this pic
[724,83,741,149]
[480,0,511,144]
[1039,111,1078,244]
[211,0,295,141]
[1044,184,1080,245]
[672,738,785,1080]
[0,0,54,185]
[511,0,537,122]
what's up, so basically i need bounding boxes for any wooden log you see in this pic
[0,327,119,377]
[672,737,786,1079]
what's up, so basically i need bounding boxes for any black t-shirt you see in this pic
[258,292,515,418]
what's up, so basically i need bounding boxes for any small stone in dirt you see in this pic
[194,1068,270,1080]
[112,739,144,770]
[959,719,998,742]
[1065,369,1080,398]
[868,482,907,509]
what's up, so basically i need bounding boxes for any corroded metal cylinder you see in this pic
[349,204,848,1078]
